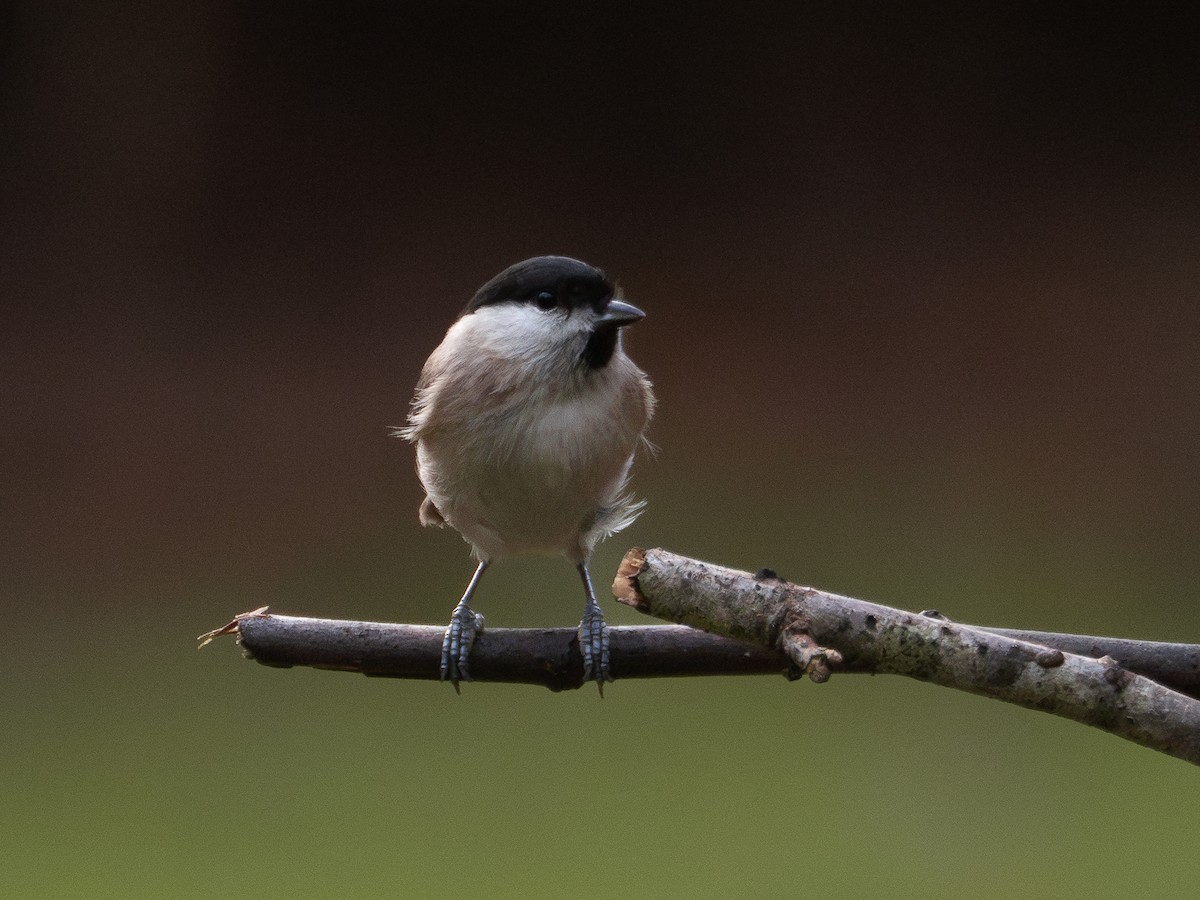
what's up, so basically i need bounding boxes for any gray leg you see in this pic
[441,560,488,692]
[576,562,612,691]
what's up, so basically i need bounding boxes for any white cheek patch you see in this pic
[467,303,591,363]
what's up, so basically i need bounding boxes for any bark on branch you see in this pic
[203,611,786,692]
[199,548,1200,764]
[612,548,1200,765]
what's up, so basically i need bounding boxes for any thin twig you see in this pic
[612,548,1200,765]
[208,612,785,692]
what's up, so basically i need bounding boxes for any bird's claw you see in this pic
[441,603,484,690]
[578,606,612,692]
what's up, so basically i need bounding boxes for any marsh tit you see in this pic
[400,256,655,690]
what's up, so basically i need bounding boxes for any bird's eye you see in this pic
[535,291,557,310]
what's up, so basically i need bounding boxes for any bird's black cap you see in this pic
[466,256,615,315]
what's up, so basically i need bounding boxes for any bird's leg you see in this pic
[576,561,612,692]
[441,560,488,692]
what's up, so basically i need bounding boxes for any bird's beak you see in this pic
[596,299,645,328]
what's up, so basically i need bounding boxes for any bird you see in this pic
[399,255,655,691]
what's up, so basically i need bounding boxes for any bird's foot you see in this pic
[578,606,612,692]
[441,602,484,692]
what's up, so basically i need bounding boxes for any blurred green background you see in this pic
[4,4,1199,897]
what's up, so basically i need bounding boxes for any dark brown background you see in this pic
[4,4,1198,896]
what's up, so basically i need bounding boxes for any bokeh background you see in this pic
[4,3,1199,897]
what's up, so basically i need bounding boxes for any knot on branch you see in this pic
[1100,655,1135,691]
[777,606,843,684]
[1035,647,1066,668]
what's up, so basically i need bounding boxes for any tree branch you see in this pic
[612,548,1200,765]
[204,611,785,692]
[975,626,1200,700]
[199,547,1200,763]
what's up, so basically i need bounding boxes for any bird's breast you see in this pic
[417,370,645,559]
